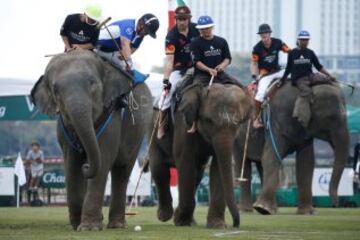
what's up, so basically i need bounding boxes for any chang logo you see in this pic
[318,172,332,192]
[0,106,6,118]
[42,172,65,184]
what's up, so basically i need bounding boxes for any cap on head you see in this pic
[175,6,192,19]
[297,30,311,40]
[257,23,272,34]
[196,15,215,29]
[84,3,103,22]
[139,13,159,38]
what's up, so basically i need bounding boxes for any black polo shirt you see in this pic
[165,23,199,71]
[60,14,100,47]
[190,35,232,76]
[252,38,289,74]
[283,47,323,84]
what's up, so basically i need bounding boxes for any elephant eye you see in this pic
[53,83,59,95]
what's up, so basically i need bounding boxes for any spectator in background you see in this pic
[26,142,44,200]
[353,142,360,192]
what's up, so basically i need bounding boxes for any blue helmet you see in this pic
[196,15,215,29]
[298,30,310,40]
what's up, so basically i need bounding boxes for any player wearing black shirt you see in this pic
[252,24,290,128]
[60,3,102,52]
[185,15,239,133]
[157,6,199,139]
[280,30,335,97]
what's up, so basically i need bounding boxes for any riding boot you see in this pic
[157,110,168,139]
[253,100,264,128]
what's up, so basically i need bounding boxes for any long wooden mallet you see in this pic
[126,89,169,216]
[237,119,251,182]
[44,17,112,58]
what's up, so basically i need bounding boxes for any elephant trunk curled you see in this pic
[66,101,101,179]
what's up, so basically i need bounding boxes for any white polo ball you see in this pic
[134,225,142,231]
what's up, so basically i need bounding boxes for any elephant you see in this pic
[149,81,252,228]
[31,50,152,230]
[233,81,349,215]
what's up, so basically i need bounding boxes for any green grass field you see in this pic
[0,206,359,240]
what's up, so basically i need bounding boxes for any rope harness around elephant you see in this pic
[262,103,283,164]
[59,106,126,154]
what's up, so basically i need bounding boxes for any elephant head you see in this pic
[178,83,252,227]
[31,50,131,178]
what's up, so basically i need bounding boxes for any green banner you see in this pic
[41,169,65,188]
[347,105,360,134]
[0,95,50,121]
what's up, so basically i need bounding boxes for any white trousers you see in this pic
[255,69,285,102]
[95,50,126,69]
[158,70,183,110]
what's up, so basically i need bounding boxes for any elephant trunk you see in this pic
[66,101,101,179]
[212,132,240,228]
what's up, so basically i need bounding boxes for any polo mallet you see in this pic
[103,23,148,83]
[237,119,251,182]
[126,89,169,216]
[337,80,356,95]
[206,75,215,96]
[44,17,112,58]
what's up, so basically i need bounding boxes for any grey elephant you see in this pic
[31,50,152,230]
[234,82,349,215]
[150,82,252,228]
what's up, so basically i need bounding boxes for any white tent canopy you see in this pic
[0,78,35,97]
[0,73,162,97]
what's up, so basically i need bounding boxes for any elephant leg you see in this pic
[63,149,86,230]
[207,157,227,228]
[107,164,133,228]
[329,128,349,207]
[77,135,119,232]
[77,167,109,231]
[233,145,253,212]
[253,141,282,215]
[239,159,253,212]
[212,135,240,228]
[295,143,316,215]
[174,151,200,226]
[149,148,173,222]
[255,161,264,185]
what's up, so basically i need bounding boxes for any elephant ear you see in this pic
[102,65,132,108]
[30,75,57,117]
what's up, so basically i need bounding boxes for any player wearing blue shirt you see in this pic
[97,13,159,72]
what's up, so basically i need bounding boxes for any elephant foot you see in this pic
[157,205,174,222]
[174,209,196,227]
[70,219,81,230]
[253,202,276,215]
[206,218,227,229]
[77,221,103,231]
[107,220,128,229]
[297,206,317,215]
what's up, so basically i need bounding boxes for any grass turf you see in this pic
[0,206,359,240]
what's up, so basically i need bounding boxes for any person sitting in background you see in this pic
[251,23,290,128]
[353,142,360,191]
[60,3,103,52]
[96,14,159,72]
[279,30,335,127]
[26,141,44,200]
